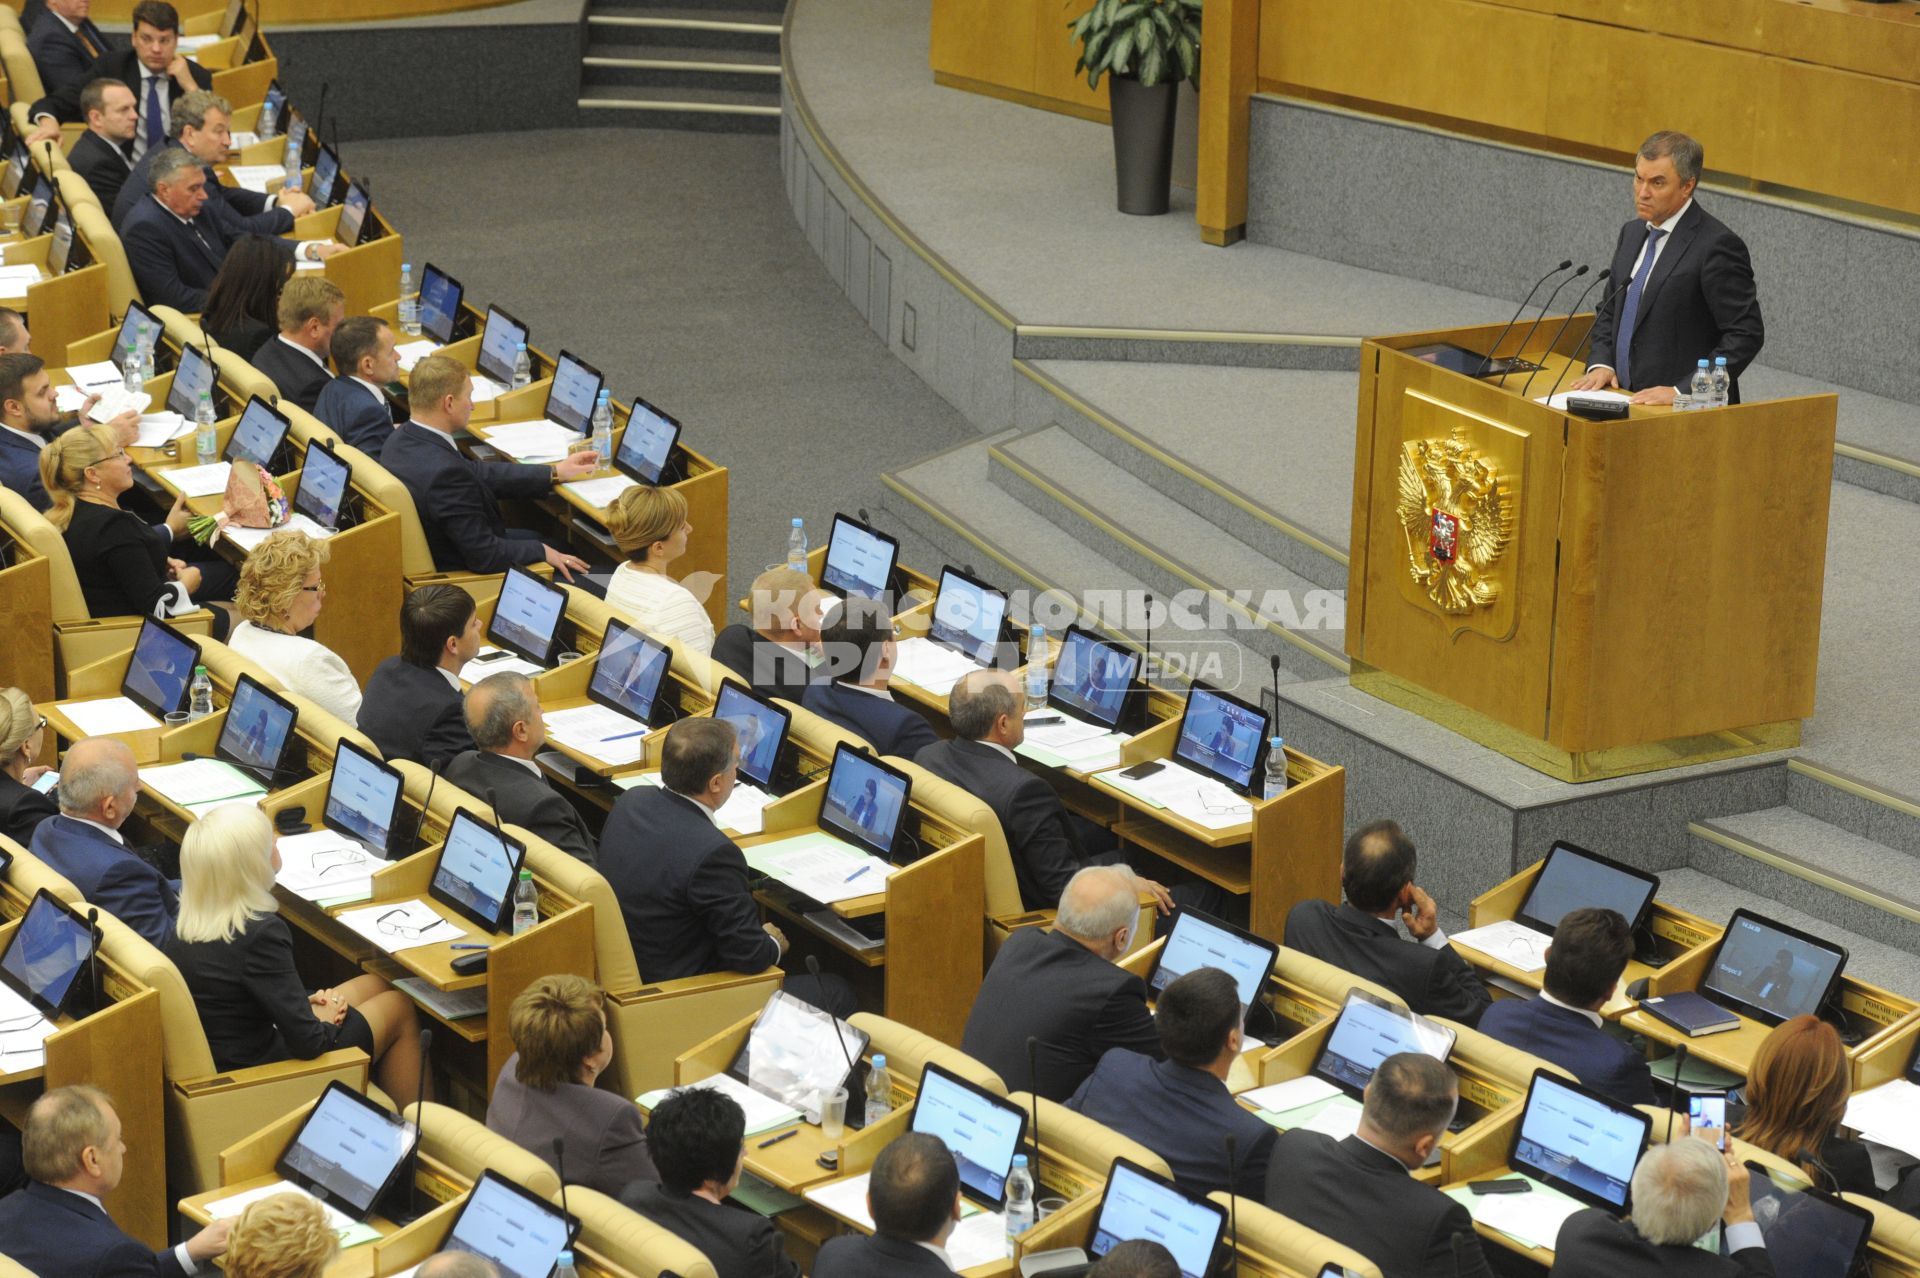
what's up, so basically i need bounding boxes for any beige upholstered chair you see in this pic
[850,1011,1006,1096]
[555,1187,720,1278]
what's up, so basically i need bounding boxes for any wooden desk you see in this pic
[0,516,57,700]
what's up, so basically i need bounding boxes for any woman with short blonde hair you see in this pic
[167,805,428,1104]
[228,530,363,721]
[0,686,56,846]
[225,1191,338,1278]
[603,483,713,656]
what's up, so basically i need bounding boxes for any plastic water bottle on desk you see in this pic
[281,134,302,192]
[1710,356,1730,410]
[398,262,420,336]
[511,869,539,935]
[123,339,144,396]
[1004,1154,1035,1240]
[786,517,807,570]
[511,342,532,389]
[194,389,218,465]
[864,1053,892,1124]
[1262,736,1289,801]
[139,343,155,386]
[551,1252,578,1278]
[590,390,614,475]
[188,667,214,720]
[1025,626,1048,711]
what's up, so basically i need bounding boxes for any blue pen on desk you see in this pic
[843,865,871,884]
[450,943,491,951]
[599,728,650,743]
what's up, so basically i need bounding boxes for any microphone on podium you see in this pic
[1530,271,1630,401]
[1475,259,1574,377]
[1505,264,1588,381]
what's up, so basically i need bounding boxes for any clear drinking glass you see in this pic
[819,1086,849,1140]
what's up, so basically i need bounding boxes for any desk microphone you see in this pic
[1223,1133,1240,1274]
[1666,1042,1689,1143]
[1531,271,1630,401]
[1476,259,1574,376]
[385,1027,433,1223]
[85,906,101,1014]
[1025,1037,1044,1192]
[312,82,329,156]
[553,1136,573,1228]
[809,955,862,1122]
[410,757,446,857]
[1507,265,1588,379]
[1140,590,1154,693]
[482,785,503,831]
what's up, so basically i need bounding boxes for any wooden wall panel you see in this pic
[1752,60,1920,215]
[1028,0,1110,117]
[931,0,1040,93]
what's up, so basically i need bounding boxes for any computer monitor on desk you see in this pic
[543,350,603,435]
[439,1169,578,1278]
[430,809,527,934]
[1311,989,1456,1099]
[712,681,791,793]
[20,174,52,238]
[819,744,912,862]
[1048,625,1141,732]
[484,566,568,668]
[1509,1070,1648,1212]
[166,343,217,420]
[292,440,353,532]
[113,301,162,375]
[121,616,199,718]
[1514,841,1659,938]
[417,262,464,346]
[274,1081,412,1221]
[310,144,341,208]
[1700,909,1847,1027]
[821,511,899,606]
[1171,682,1269,797]
[225,396,290,471]
[927,566,1011,669]
[258,82,288,139]
[0,141,28,201]
[587,618,675,728]
[322,738,406,860]
[335,181,375,247]
[910,1062,1028,1210]
[475,305,529,388]
[0,889,101,1019]
[216,674,299,784]
[614,397,681,486]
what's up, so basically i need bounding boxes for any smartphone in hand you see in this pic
[1689,1093,1729,1150]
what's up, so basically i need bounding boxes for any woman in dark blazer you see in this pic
[166,804,428,1102]
[0,687,57,847]
[201,235,293,364]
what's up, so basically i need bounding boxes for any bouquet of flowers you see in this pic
[188,462,289,543]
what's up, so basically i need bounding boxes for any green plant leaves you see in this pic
[1069,0,1202,88]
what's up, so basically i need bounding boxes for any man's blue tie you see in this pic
[1613,225,1665,389]
[144,74,165,154]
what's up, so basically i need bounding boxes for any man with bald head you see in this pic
[416,1255,501,1278]
[710,566,826,704]
[444,672,596,865]
[960,865,1161,1101]
[30,737,179,946]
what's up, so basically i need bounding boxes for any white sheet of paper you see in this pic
[275,830,377,901]
[542,703,649,766]
[1465,1178,1587,1251]
[1537,389,1630,411]
[1023,716,1113,748]
[177,33,222,54]
[804,1173,1006,1268]
[394,339,440,372]
[223,514,336,553]
[66,360,125,391]
[228,131,258,149]
[143,759,268,807]
[334,900,467,953]
[0,265,44,287]
[1847,1080,1920,1162]
[561,474,638,510]
[744,832,894,905]
[55,384,89,412]
[459,647,546,684]
[0,983,54,1072]
[228,164,284,193]
[91,388,152,422]
[481,419,582,463]
[162,461,234,497]
[639,1072,803,1136]
[805,1172,877,1229]
[1452,919,1552,972]
[1241,1075,1342,1114]
[1300,1095,1364,1140]
[715,783,772,836]
[133,412,190,447]
[1100,760,1251,829]
[202,1179,357,1232]
[470,376,504,403]
[890,637,983,695]
[59,696,162,735]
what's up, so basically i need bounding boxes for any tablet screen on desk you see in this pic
[486,567,567,668]
[293,440,351,531]
[431,809,526,933]
[323,738,405,859]
[310,144,340,208]
[822,512,898,603]
[443,1169,578,1278]
[712,681,788,791]
[1515,840,1658,936]
[113,301,161,374]
[588,619,671,726]
[1702,909,1846,1027]
[911,1062,1027,1210]
[543,350,602,436]
[1049,625,1138,731]
[1172,682,1268,793]
[476,305,528,387]
[48,204,76,275]
[21,174,51,238]
[0,143,27,201]
[216,674,298,781]
[1089,1158,1226,1278]
[336,182,372,247]
[1311,988,1455,1099]
[615,398,679,485]
[1148,908,1276,1011]
[818,744,911,862]
[1509,1070,1647,1211]
[0,889,98,1019]
[928,566,1008,667]
[418,262,463,346]
[1728,1161,1873,1278]
[167,342,216,419]
[275,1080,411,1220]
[122,615,198,717]
[224,396,289,470]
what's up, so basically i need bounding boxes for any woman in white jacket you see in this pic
[226,530,363,722]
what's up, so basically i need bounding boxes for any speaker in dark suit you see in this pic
[802,679,938,761]
[118,174,231,314]
[66,124,138,215]
[27,9,114,98]
[313,374,397,455]
[28,41,213,129]
[711,623,814,705]
[358,656,475,771]
[30,813,179,949]
[1551,1204,1772,1278]
[251,335,335,414]
[916,733,1089,913]
[381,420,555,575]
[1576,134,1763,402]
[444,749,597,868]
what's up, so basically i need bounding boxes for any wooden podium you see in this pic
[1346,318,1837,781]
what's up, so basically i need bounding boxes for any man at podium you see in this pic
[1568,130,1764,406]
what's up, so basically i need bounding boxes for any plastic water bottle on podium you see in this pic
[511,342,532,389]
[1687,359,1711,411]
[398,262,420,336]
[511,869,538,935]
[1025,626,1048,711]
[1262,736,1290,801]
[188,667,214,720]
[786,518,808,570]
[1005,1155,1035,1240]
[864,1053,892,1124]
[1709,356,1730,410]
[281,133,302,192]
[194,389,218,465]
[590,390,614,475]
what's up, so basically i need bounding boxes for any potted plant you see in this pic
[1069,0,1202,216]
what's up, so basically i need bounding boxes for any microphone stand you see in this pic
[1531,273,1630,401]
[1504,264,1588,381]
[1474,260,1573,376]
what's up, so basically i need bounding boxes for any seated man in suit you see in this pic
[29,737,180,948]
[916,670,1172,915]
[1067,967,1274,1197]
[26,0,210,141]
[119,146,231,313]
[28,0,114,98]
[961,865,1161,1101]
[1265,1053,1493,1278]
[446,672,596,865]
[813,1133,965,1276]
[1091,1242,1180,1278]
[1552,1138,1771,1278]
[621,1086,803,1278]
[597,716,852,1016]
[313,316,401,454]
[358,584,481,769]
[1285,819,1491,1027]
[251,277,346,413]
[0,1085,230,1276]
[710,566,824,705]
[1479,907,1655,1107]
[0,352,136,509]
[65,78,139,213]
[111,90,315,234]
[381,355,595,577]
[802,598,939,759]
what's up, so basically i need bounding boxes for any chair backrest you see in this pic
[150,305,281,408]
[0,485,91,622]
[405,1101,561,1199]
[71,200,137,317]
[1007,1093,1171,1184]
[55,168,99,215]
[2,841,84,904]
[0,30,44,109]
[1273,946,1402,1010]
[344,447,437,577]
[849,1012,1006,1095]
[94,906,221,1080]
[557,1186,719,1278]
[880,755,1023,917]
[1207,1194,1384,1278]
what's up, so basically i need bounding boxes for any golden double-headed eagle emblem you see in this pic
[1396,428,1512,614]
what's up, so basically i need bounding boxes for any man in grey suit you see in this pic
[446,672,596,866]
[812,1133,964,1275]
[1551,1139,1773,1278]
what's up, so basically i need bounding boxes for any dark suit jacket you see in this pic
[29,47,212,125]
[251,336,333,413]
[357,657,474,770]
[1284,900,1490,1027]
[380,422,554,574]
[0,1179,188,1278]
[1585,200,1764,399]
[67,127,137,216]
[1265,1131,1493,1278]
[1478,996,1655,1108]
[119,191,229,313]
[710,624,813,705]
[62,499,181,619]
[0,425,51,509]
[204,314,274,364]
[444,750,597,866]
[0,771,59,849]
[1066,1051,1274,1198]
[313,375,396,454]
[619,1181,800,1278]
[165,913,361,1070]
[112,143,296,241]
[801,680,938,761]
[597,786,780,983]
[1549,1207,1771,1278]
[916,736,1083,912]
[961,924,1161,1102]
[813,1232,953,1276]
[487,1051,655,1198]
[27,13,112,97]
[28,815,178,948]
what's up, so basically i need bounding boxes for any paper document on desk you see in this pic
[1453,919,1552,972]
[1242,1075,1341,1115]
[202,1179,381,1248]
[224,514,335,553]
[229,131,258,149]
[1298,1094,1363,1141]
[133,412,190,448]
[470,376,505,403]
[58,696,161,736]
[275,830,376,902]
[806,1174,1007,1268]
[144,759,268,808]
[543,703,649,766]
[561,474,638,510]
[93,388,153,423]
[458,647,546,684]
[335,899,466,954]
[393,339,441,372]
[890,637,982,695]
[1097,761,1252,829]
[1846,1079,1920,1162]
[744,831,893,904]
[1448,1178,1585,1251]
[0,265,44,292]
[637,1072,802,1136]
[177,33,222,54]
[163,461,234,498]
[0,983,54,1072]
[1018,719,1129,773]
[715,783,773,835]
[66,360,126,392]
[227,164,285,193]
[1537,389,1630,412]
[482,419,582,463]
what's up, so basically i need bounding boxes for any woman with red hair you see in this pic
[1733,1014,1875,1196]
